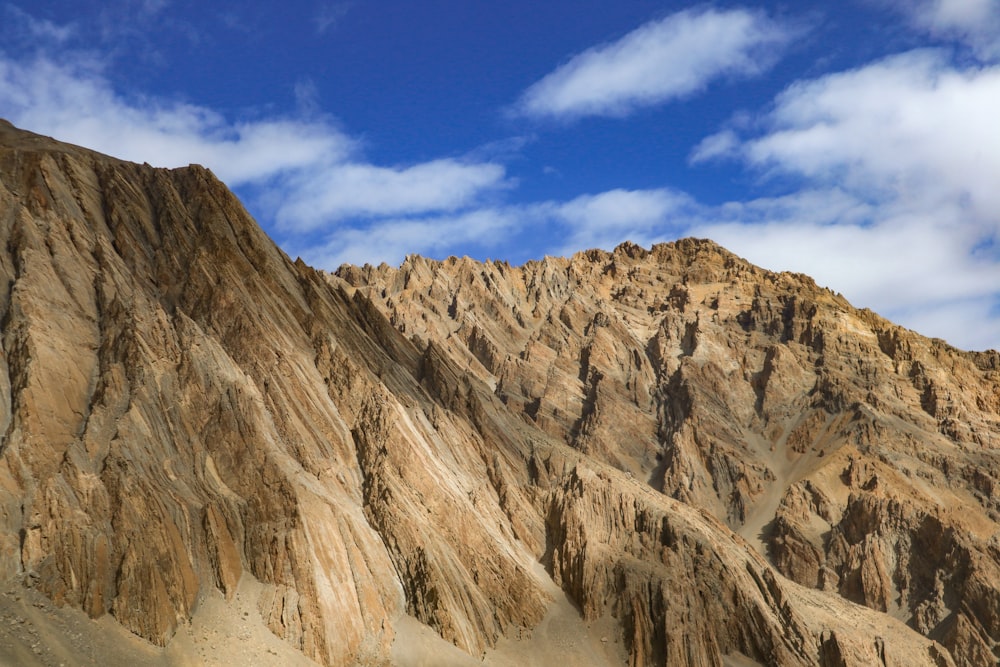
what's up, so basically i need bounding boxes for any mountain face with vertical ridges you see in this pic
[0,119,998,666]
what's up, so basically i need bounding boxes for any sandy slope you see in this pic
[392,570,627,667]
[0,576,321,667]
[0,572,627,667]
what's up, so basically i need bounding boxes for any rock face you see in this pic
[339,245,1000,665]
[0,119,995,666]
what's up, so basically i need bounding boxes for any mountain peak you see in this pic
[1,121,996,666]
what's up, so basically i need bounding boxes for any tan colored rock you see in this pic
[344,236,1000,666]
[0,119,994,666]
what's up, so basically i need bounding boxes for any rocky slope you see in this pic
[0,119,996,665]
[341,241,1000,666]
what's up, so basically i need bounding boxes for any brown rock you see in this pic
[0,119,992,666]
[343,235,998,665]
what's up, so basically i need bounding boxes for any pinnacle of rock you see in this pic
[2,119,997,666]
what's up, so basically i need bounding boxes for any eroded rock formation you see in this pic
[0,119,996,665]
[343,240,1000,666]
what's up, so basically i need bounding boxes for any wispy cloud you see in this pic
[0,56,353,182]
[692,194,1000,350]
[0,52,509,244]
[738,50,1000,221]
[4,5,1000,351]
[514,7,793,120]
[546,188,695,255]
[314,2,351,35]
[271,160,510,232]
[891,0,1000,59]
[0,6,517,273]
[297,208,523,269]
[2,5,76,43]
[688,48,1000,350]
[287,187,693,270]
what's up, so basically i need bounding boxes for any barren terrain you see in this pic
[1,119,998,665]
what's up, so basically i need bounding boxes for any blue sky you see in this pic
[2,1,1000,351]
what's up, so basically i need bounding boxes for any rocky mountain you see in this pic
[0,119,998,666]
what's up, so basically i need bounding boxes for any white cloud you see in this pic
[272,160,510,232]
[697,197,998,307]
[891,297,1000,350]
[690,129,740,163]
[295,187,695,270]
[925,0,996,27]
[0,53,508,241]
[893,0,1000,58]
[742,50,1000,221]
[314,2,351,34]
[0,56,352,183]
[693,202,1000,351]
[5,6,999,352]
[3,5,76,43]
[515,7,791,120]
[688,49,1000,350]
[297,208,521,269]
[547,188,693,254]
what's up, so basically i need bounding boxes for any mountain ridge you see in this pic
[0,119,997,666]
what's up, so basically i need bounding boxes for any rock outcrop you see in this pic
[0,119,996,666]
[343,241,1000,666]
